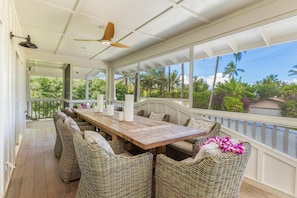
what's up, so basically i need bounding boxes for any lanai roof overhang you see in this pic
[113,14,297,75]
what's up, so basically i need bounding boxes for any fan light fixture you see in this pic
[10,32,38,49]
[101,40,112,46]
[74,22,130,48]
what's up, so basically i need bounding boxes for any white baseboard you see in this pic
[15,134,23,156]
[243,177,295,198]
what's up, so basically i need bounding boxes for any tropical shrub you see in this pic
[280,100,297,118]
[221,96,244,112]
[193,90,210,109]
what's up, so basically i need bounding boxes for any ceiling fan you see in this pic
[74,22,130,48]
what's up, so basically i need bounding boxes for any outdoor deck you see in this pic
[5,120,282,198]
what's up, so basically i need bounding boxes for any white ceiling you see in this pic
[12,0,297,77]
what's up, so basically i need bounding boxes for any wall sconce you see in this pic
[10,32,38,49]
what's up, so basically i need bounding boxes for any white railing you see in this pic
[66,99,97,108]
[134,98,297,197]
[26,98,63,119]
[190,108,297,158]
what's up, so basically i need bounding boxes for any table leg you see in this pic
[111,134,118,140]
[156,146,165,154]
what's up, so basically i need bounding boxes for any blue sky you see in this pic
[191,41,297,85]
[118,41,297,87]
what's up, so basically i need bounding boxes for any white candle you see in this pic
[107,104,114,116]
[124,94,134,121]
[118,111,124,121]
[94,105,98,112]
[97,94,103,112]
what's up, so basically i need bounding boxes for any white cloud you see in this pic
[179,75,189,84]
[284,78,297,84]
[179,73,229,88]
[200,73,230,88]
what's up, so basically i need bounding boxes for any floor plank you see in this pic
[34,129,48,198]
[5,119,284,198]
[19,129,35,198]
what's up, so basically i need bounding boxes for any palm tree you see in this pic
[140,70,157,96]
[168,70,181,92]
[223,60,245,79]
[193,76,208,92]
[254,74,282,99]
[223,52,245,79]
[288,65,297,76]
[263,74,279,83]
[234,52,244,64]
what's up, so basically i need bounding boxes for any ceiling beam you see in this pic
[258,28,271,46]
[54,0,83,54]
[36,0,74,13]
[225,38,239,53]
[26,51,108,69]
[200,45,214,57]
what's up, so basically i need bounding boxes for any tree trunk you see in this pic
[208,56,219,109]
[134,73,138,102]
[162,68,165,97]
[168,66,171,93]
[124,77,128,92]
[181,63,184,98]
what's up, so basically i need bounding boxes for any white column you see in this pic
[69,64,73,108]
[26,72,31,116]
[85,77,89,100]
[137,63,140,102]
[189,46,194,108]
[107,67,115,103]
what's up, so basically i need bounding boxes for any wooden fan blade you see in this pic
[102,22,114,41]
[74,38,101,42]
[110,42,130,48]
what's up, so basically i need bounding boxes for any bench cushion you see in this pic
[168,141,193,156]
[149,112,165,121]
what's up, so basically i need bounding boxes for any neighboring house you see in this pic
[248,97,285,117]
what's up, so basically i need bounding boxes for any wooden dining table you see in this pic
[73,108,206,153]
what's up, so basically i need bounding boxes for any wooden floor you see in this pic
[5,120,282,198]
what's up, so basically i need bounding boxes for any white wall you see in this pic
[0,0,26,197]
[250,107,281,117]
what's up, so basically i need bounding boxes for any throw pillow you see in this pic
[197,136,245,158]
[57,111,68,121]
[64,117,80,131]
[194,142,221,160]
[84,131,115,154]
[65,107,73,112]
[187,117,215,132]
[149,112,165,121]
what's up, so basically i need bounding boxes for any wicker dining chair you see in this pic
[53,111,96,158]
[73,132,154,198]
[56,117,82,183]
[63,107,79,118]
[53,112,64,158]
[155,142,251,198]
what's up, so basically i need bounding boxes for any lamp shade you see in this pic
[19,35,38,49]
